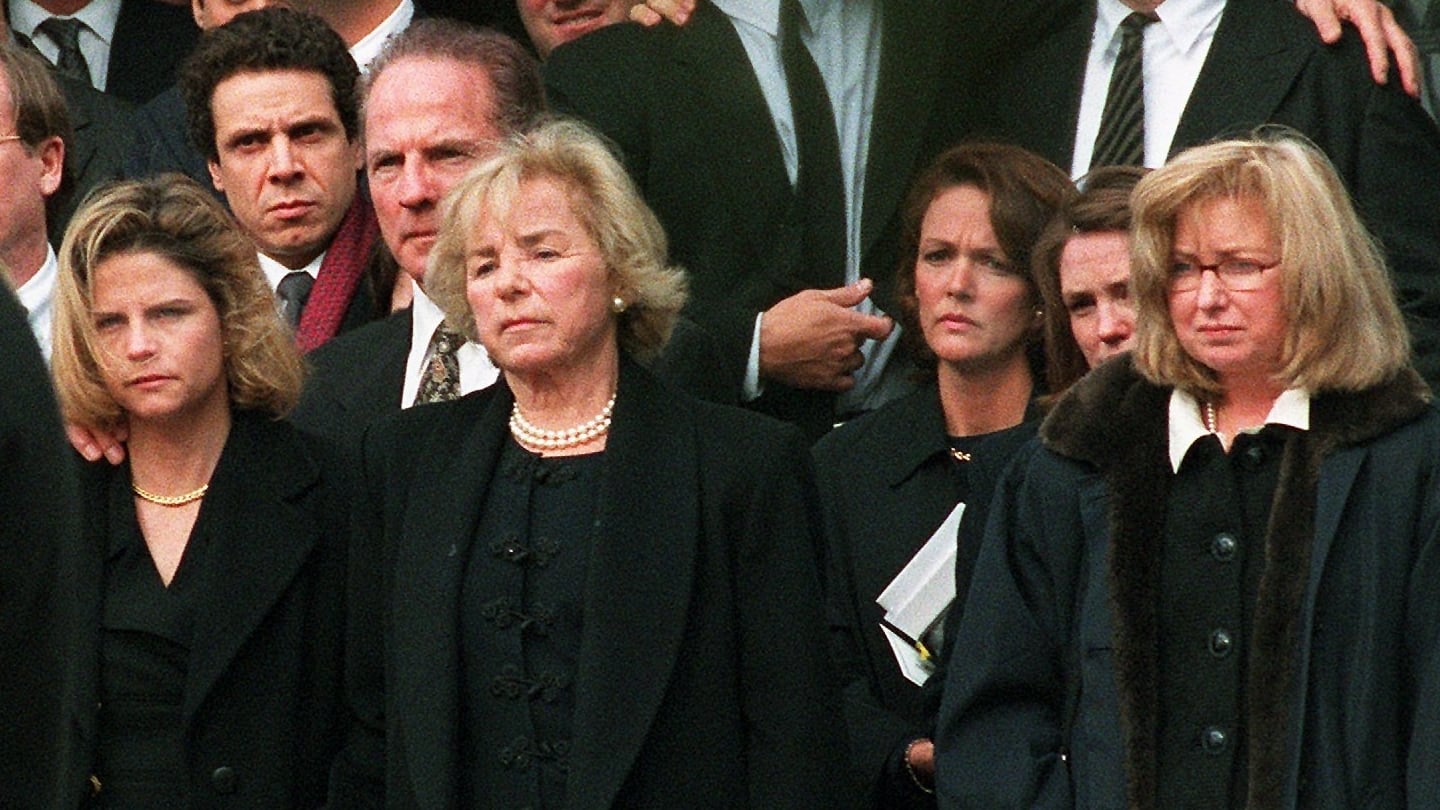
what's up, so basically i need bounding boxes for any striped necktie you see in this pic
[1090,12,1157,169]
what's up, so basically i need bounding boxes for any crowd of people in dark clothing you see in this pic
[3,0,1440,808]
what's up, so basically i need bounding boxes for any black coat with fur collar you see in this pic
[933,356,1440,809]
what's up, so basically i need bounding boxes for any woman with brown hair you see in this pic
[814,142,1072,807]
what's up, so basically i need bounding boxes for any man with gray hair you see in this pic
[294,20,542,435]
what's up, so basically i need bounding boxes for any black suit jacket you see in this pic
[329,359,851,809]
[952,0,1440,386]
[52,71,135,244]
[53,413,347,809]
[291,307,412,451]
[543,1,995,434]
[812,387,1039,808]
[0,288,77,809]
[122,84,214,196]
[107,0,198,105]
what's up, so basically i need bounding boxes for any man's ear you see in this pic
[37,136,65,198]
[208,158,226,193]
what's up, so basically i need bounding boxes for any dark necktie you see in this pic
[36,17,92,87]
[1090,12,1156,169]
[780,0,846,288]
[276,271,314,329]
[415,325,464,404]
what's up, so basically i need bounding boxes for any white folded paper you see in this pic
[875,501,964,686]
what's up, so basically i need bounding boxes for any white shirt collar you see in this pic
[1096,0,1226,58]
[257,250,324,293]
[710,0,779,36]
[402,284,499,407]
[1168,386,1311,472]
[9,0,120,44]
[349,0,414,73]
[409,282,448,349]
[14,244,57,360]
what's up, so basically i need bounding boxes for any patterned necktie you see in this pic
[1090,12,1156,169]
[780,0,846,288]
[276,271,314,329]
[37,17,92,87]
[415,325,464,404]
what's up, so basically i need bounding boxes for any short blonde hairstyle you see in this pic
[426,117,687,362]
[1130,132,1410,396]
[52,175,304,429]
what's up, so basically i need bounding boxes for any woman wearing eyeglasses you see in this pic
[934,134,1440,809]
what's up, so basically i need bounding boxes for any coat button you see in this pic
[1201,726,1228,754]
[1208,628,1233,658]
[211,766,237,794]
[1211,533,1237,562]
[1242,443,1266,468]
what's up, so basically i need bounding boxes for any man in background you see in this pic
[180,7,383,351]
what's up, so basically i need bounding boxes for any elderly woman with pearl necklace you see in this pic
[330,119,851,809]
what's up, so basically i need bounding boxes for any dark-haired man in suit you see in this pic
[181,7,383,352]
[122,0,290,192]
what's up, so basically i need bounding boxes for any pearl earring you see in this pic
[612,296,627,313]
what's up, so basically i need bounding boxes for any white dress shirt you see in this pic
[401,284,498,408]
[349,0,415,73]
[9,0,120,91]
[15,245,57,361]
[1070,0,1226,178]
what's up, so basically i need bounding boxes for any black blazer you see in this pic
[52,71,135,244]
[107,0,198,105]
[950,0,1440,386]
[329,359,851,809]
[0,288,78,809]
[53,413,347,809]
[122,84,215,196]
[292,307,413,448]
[812,387,1038,807]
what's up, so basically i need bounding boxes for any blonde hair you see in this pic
[426,117,687,362]
[1129,132,1409,395]
[52,175,304,429]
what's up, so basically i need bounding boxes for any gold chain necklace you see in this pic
[132,482,209,507]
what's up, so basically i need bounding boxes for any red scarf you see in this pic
[295,196,379,353]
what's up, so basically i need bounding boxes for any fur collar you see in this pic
[1038,356,1429,808]
[1041,355,1432,467]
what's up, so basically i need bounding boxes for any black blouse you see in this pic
[458,438,606,810]
[94,468,213,808]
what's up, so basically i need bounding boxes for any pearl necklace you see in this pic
[510,394,616,452]
[132,482,209,507]
[1203,400,1218,433]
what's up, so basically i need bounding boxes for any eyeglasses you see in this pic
[1168,257,1279,292]
[0,135,22,146]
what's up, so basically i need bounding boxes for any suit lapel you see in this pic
[389,393,509,810]
[1171,0,1312,156]
[341,310,413,422]
[183,416,321,722]
[671,4,792,222]
[567,363,700,810]
[863,0,947,262]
